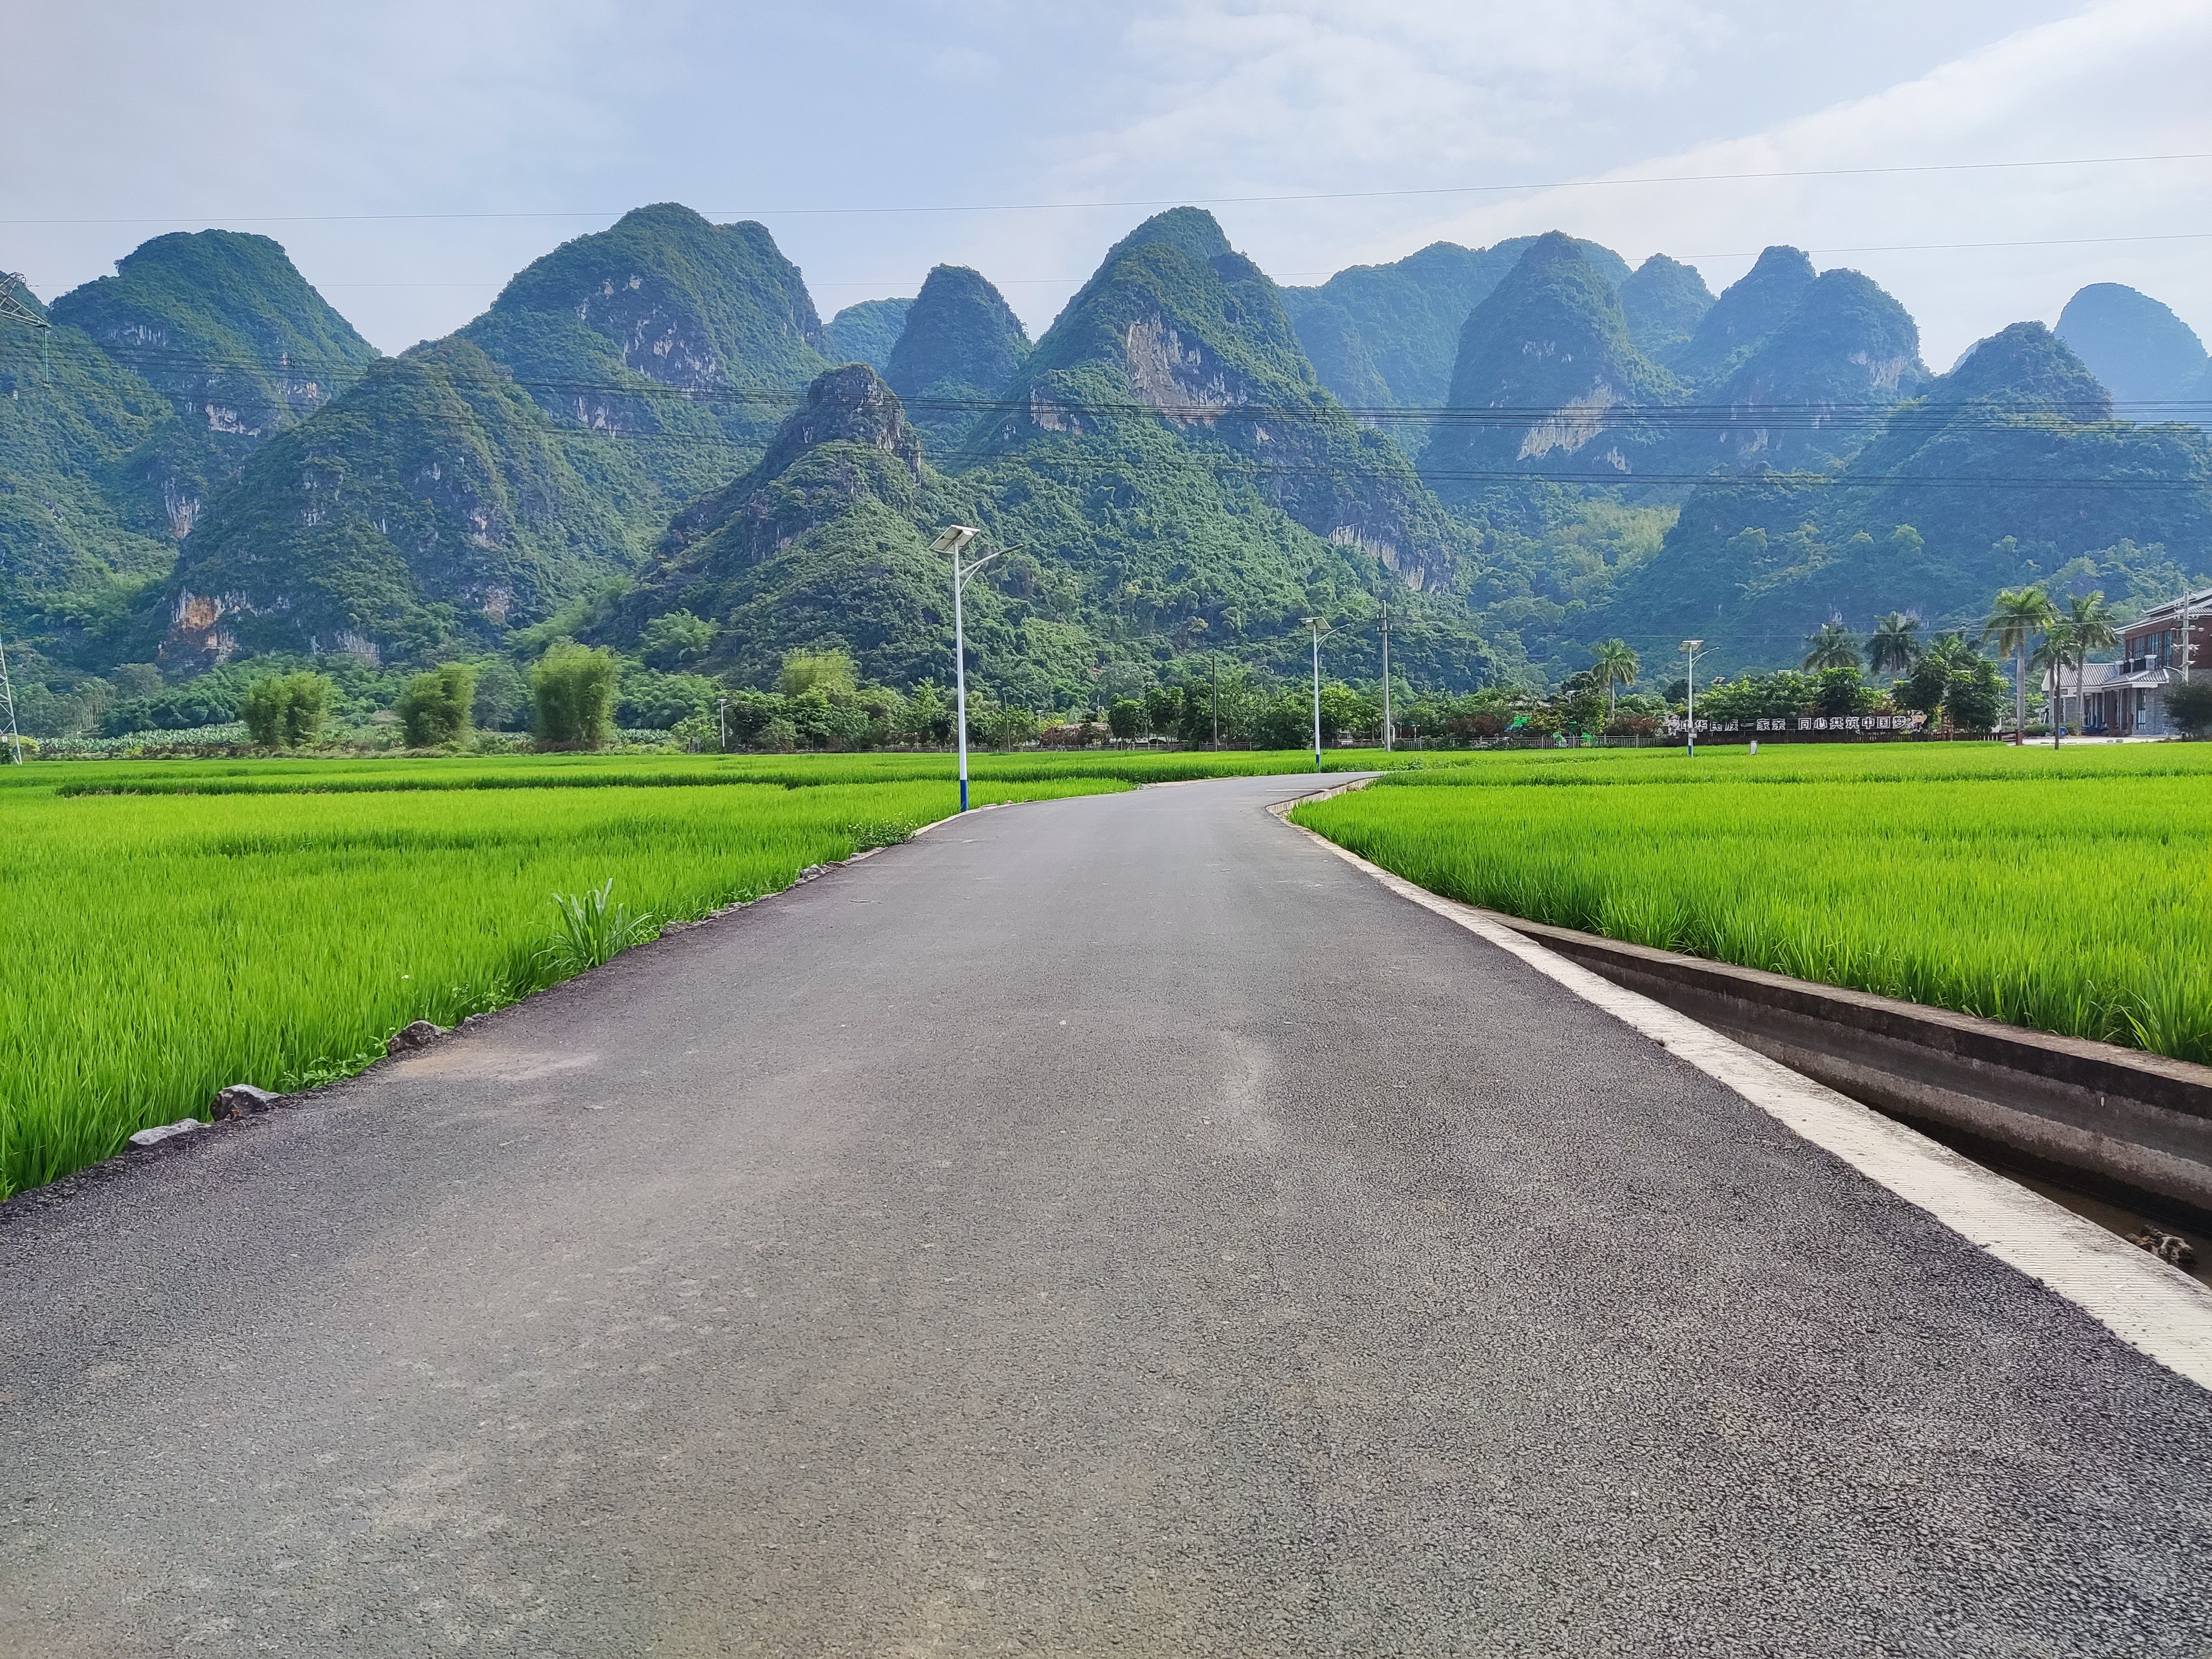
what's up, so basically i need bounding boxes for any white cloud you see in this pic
[1390,0,2212,363]
[4,0,2195,369]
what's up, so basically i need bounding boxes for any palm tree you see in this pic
[1590,639,1640,717]
[1802,620,1863,671]
[2032,620,2080,748]
[2065,591,2119,735]
[1981,585,2059,740]
[1866,612,1924,679]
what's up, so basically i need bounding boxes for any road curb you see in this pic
[1275,808,2212,1394]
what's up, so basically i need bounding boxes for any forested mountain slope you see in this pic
[883,265,1030,451]
[49,230,377,529]
[823,298,913,371]
[615,217,1504,701]
[1583,322,2212,669]
[1280,236,1630,449]
[156,206,837,663]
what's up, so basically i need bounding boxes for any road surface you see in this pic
[4,774,2209,1656]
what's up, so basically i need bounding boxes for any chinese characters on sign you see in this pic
[1661,713,1927,736]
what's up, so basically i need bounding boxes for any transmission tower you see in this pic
[0,273,47,761]
[1,271,50,379]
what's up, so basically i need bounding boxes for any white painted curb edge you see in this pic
[1280,806,2212,1393]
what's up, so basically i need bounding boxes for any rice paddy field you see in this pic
[1,748,1373,1198]
[1294,742,2212,1068]
[13,739,2208,1201]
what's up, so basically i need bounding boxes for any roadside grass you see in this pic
[1292,743,2212,1066]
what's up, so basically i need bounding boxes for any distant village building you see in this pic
[2062,586,2209,735]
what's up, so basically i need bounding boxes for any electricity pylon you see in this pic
[1,271,50,379]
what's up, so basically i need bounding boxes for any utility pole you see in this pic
[1680,639,1705,759]
[1302,616,1329,770]
[1380,598,1392,752]
[932,525,1007,811]
[717,695,728,753]
[1210,670,1219,750]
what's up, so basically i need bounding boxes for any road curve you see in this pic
[4,773,2209,1656]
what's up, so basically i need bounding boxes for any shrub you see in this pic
[394,664,477,748]
[240,672,332,748]
[529,643,618,748]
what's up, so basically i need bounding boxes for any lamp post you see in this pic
[1380,598,1392,752]
[932,525,1005,811]
[1680,639,1705,759]
[1302,616,1330,770]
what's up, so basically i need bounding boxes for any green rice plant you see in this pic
[1293,742,2212,1067]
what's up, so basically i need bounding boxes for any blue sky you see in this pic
[7,1,2208,366]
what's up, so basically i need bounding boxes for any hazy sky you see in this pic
[7,1,2209,368]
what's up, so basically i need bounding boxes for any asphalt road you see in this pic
[4,773,2210,1656]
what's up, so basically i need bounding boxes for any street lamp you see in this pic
[1302,616,1331,771]
[1679,639,1705,758]
[1380,598,1393,752]
[932,525,1008,812]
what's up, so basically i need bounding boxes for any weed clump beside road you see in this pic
[1293,743,2212,1066]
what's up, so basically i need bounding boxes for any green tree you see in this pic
[1866,612,1924,679]
[1981,584,2059,739]
[530,642,618,748]
[1107,697,1145,744]
[394,663,477,748]
[1946,655,2007,735]
[2168,677,2212,737]
[1802,620,1863,671]
[240,671,332,749]
[1811,665,1872,718]
[641,609,719,669]
[1897,634,1978,732]
[1317,682,1369,743]
[1591,638,1640,717]
[1143,684,1183,738]
[471,659,529,731]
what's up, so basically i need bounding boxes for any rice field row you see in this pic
[1292,743,2212,1067]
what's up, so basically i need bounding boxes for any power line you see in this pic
[7,150,2210,227]
[30,334,2212,436]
